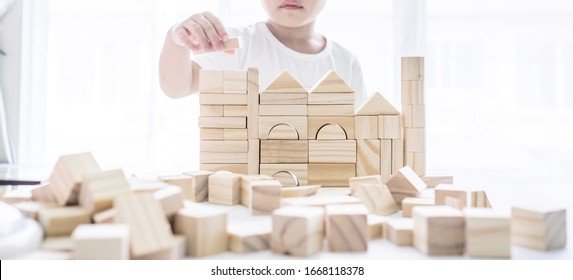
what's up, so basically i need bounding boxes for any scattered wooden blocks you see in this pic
[421,175,454,188]
[71,224,130,260]
[271,206,324,256]
[38,206,91,236]
[49,152,101,206]
[413,206,465,256]
[228,221,271,254]
[134,235,186,260]
[385,166,428,205]
[511,205,567,251]
[168,171,212,202]
[250,180,282,215]
[349,175,384,195]
[13,201,57,220]
[79,169,130,214]
[351,184,398,216]
[208,173,241,205]
[325,204,368,252]
[240,174,275,206]
[153,185,185,217]
[386,218,414,246]
[401,197,435,218]
[173,204,228,257]
[368,215,387,240]
[464,208,511,258]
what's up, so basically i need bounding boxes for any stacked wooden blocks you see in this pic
[401,57,426,176]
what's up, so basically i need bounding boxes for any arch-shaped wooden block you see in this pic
[268,123,300,140]
[315,123,348,140]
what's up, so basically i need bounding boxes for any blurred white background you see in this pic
[3,0,573,181]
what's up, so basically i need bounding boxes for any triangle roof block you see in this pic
[355,92,400,115]
[310,71,354,93]
[263,71,307,93]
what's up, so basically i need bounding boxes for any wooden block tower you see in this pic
[401,57,426,176]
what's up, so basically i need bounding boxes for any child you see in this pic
[159,0,366,106]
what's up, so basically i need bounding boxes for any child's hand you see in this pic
[171,12,234,54]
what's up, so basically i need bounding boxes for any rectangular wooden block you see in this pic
[200,164,248,174]
[260,116,307,140]
[259,104,307,116]
[173,205,228,257]
[401,80,424,105]
[248,139,260,175]
[308,117,355,140]
[223,70,247,94]
[200,152,248,164]
[386,166,428,205]
[199,70,224,93]
[307,105,355,116]
[49,152,101,206]
[386,218,414,246]
[326,204,368,252]
[401,57,424,81]
[307,93,355,105]
[413,206,465,256]
[464,208,511,258]
[271,206,325,256]
[380,139,392,182]
[250,180,282,215]
[406,151,426,177]
[260,164,309,186]
[198,116,246,129]
[79,169,130,214]
[402,104,425,128]
[392,139,404,174]
[401,197,435,218]
[308,164,356,187]
[421,175,454,188]
[435,185,469,207]
[208,173,241,205]
[511,205,567,251]
[378,115,402,139]
[200,94,247,105]
[368,215,387,240]
[355,116,377,139]
[356,139,381,176]
[247,67,260,139]
[228,222,271,253]
[352,184,398,216]
[404,128,425,152]
[72,224,130,260]
[164,172,211,202]
[200,128,224,140]
[223,105,247,117]
[260,140,308,164]
[308,140,356,163]
[200,105,224,117]
[200,140,248,153]
[224,128,248,140]
[240,175,275,207]
[153,185,185,217]
[38,206,91,236]
[259,93,308,105]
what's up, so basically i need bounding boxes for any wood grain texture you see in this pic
[198,116,246,129]
[308,164,356,187]
[223,70,247,94]
[49,153,101,206]
[223,105,248,117]
[356,139,381,176]
[200,140,248,153]
[368,215,387,240]
[307,105,354,116]
[405,151,426,177]
[259,116,307,140]
[386,218,414,246]
[391,139,405,174]
[250,180,282,215]
[247,67,260,139]
[153,185,185,217]
[307,93,355,105]
[308,117,355,140]
[325,204,369,252]
[200,93,247,105]
[199,70,224,93]
[173,204,228,257]
[260,163,309,186]
[308,140,356,163]
[200,105,224,117]
[200,128,224,140]
[259,93,308,105]
[401,197,434,218]
[351,184,398,216]
[355,116,378,139]
[228,222,271,253]
[355,92,399,116]
[175,171,212,202]
[386,166,428,205]
[464,208,511,258]
[71,224,130,260]
[281,185,320,198]
[260,140,308,164]
[200,152,248,164]
[79,169,129,214]
[412,206,464,256]
[208,173,241,205]
[421,176,454,188]
[401,80,424,105]
[240,174,275,207]
[511,205,567,251]
[38,206,91,236]
[258,104,307,116]
[199,163,248,174]
[271,206,325,256]
[380,139,392,182]
[402,104,426,128]
[378,115,402,139]
[401,57,425,81]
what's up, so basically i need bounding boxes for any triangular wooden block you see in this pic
[263,71,307,93]
[355,92,399,116]
[310,71,354,93]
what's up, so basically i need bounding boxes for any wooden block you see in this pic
[445,196,466,211]
[392,139,404,174]
[421,176,454,188]
[135,235,186,260]
[386,218,414,246]
[198,116,246,129]
[200,140,248,153]
[200,128,224,140]
[464,208,511,258]
[315,124,349,140]
[199,70,224,93]
[308,164,355,187]
[402,104,425,128]
[49,152,101,206]
[259,116,307,140]
[224,128,248,140]
[310,71,354,93]
[195,37,241,54]
[263,71,307,93]
[405,151,426,177]
[348,175,383,195]
[355,116,378,139]
[308,140,356,163]
[128,178,171,193]
[326,204,368,252]
[72,224,130,260]
[173,204,228,257]
[240,175,275,207]
[260,93,307,105]
[200,105,224,117]
[247,67,259,139]
[271,206,324,256]
[283,195,361,208]
[368,215,387,240]
[1,188,32,204]
[250,180,282,215]
[260,164,308,186]
[307,105,354,116]
[401,57,424,81]
[79,169,130,214]
[401,197,434,218]
[31,184,57,203]
[258,104,307,116]
[42,236,74,251]
[248,139,260,175]
[316,187,351,196]
[413,206,464,255]
[13,201,57,220]
[356,139,381,176]
[223,105,247,116]
[352,184,399,216]
[308,117,355,140]
[435,185,469,207]
[38,206,91,236]
[93,208,116,224]
[511,205,567,251]
[307,93,355,105]
[260,140,308,164]
[114,192,173,257]
[200,94,247,105]
[401,80,424,105]
[281,185,320,198]
[200,152,248,164]
[386,166,428,205]
[355,92,399,115]
[200,164,247,174]
[223,70,247,94]
[153,185,185,217]
[208,173,241,205]
[470,190,492,208]
[165,172,212,202]
[380,139,392,182]
[378,115,402,139]
[228,222,271,253]
[416,188,436,200]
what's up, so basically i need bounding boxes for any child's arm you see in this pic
[159,12,230,98]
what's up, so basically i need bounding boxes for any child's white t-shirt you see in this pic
[192,22,367,107]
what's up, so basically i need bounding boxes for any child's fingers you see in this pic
[172,27,197,50]
[193,15,224,51]
[202,12,229,41]
[182,20,210,52]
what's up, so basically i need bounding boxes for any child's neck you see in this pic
[265,21,326,54]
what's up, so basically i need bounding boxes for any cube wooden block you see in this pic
[240,174,274,206]
[49,152,101,206]
[326,204,368,252]
[351,184,398,216]
[271,206,324,256]
[464,208,511,258]
[250,180,282,215]
[308,117,355,140]
[386,166,427,205]
[401,197,435,218]
[259,104,307,116]
[405,151,426,177]
[200,94,247,105]
[470,190,492,208]
[308,140,356,163]
[38,206,91,236]
[356,139,381,176]
[386,218,414,246]
[355,116,378,139]
[401,80,424,105]
[153,185,185,217]
[378,115,402,139]
[31,184,56,203]
[260,140,308,164]
[259,116,307,140]
[200,163,248,175]
[413,206,465,256]
[404,128,425,152]
[200,151,248,164]
[208,173,241,205]
[223,70,247,94]
[511,205,567,251]
[199,70,224,93]
[402,104,425,128]
[401,57,424,81]
[260,164,308,186]
[173,205,228,257]
[380,139,392,182]
[135,235,186,260]
[259,93,308,105]
[421,175,454,188]
[200,105,224,117]
[308,164,355,187]
[307,93,355,105]
[435,185,469,207]
[247,67,260,139]
[228,222,271,253]
[223,105,248,117]
[307,105,354,116]
[166,171,212,202]
[368,215,387,240]
[71,224,130,260]
[114,192,173,257]
[200,140,248,153]
[355,92,399,116]
[79,169,130,214]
